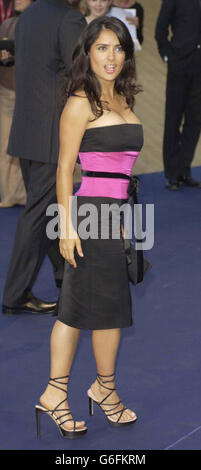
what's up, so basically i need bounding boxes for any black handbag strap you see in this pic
[125,175,142,252]
[125,176,144,284]
[82,170,130,180]
[124,179,138,255]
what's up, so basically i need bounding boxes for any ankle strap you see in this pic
[97,373,115,383]
[49,375,69,382]
[97,373,115,391]
[48,375,69,394]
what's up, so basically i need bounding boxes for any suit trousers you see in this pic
[3,160,64,306]
[163,48,201,179]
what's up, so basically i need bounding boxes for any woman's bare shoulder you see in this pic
[62,91,92,120]
[129,111,141,124]
[72,89,87,98]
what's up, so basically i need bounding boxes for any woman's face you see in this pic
[87,0,111,18]
[14,0,32,12]
[89,28,125,83]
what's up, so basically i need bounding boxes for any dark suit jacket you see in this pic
[155,0,201,68]
[8,0,86,164]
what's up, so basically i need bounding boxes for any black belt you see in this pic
[82,170,130,180]
[81,170,139,201]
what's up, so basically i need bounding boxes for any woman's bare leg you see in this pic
[39,320,86,430]
[90,328,136,422]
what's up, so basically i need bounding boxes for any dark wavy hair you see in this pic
[61,16,142,118]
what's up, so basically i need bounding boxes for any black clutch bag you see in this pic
[124,238,152,285]
[124,175,152,285]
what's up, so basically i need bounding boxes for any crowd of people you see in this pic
[1,1,200,207]
[0,0,144,207]
[0,0,201,439]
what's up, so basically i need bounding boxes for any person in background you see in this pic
[2,0,86,316]
[111,0,144,45]
[84,0,112,23]
[0,0,14,25]
[155,0,201,190]
[0,0,30,208]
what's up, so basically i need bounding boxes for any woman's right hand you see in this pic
[59,234,84,268]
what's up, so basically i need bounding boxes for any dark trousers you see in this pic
[3,160,64,307]
[163,48,201,179]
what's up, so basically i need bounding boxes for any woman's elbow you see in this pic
[56,159,74,177]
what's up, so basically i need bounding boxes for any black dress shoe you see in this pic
[177,176,201,188]
[165,179,179,190]
[2,293,57,315]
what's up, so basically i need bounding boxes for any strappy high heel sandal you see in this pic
[87,373,137,427]
[35,375,87,439]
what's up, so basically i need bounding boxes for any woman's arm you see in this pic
[57,95,91,267]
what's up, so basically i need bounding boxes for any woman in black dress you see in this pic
[35,16,143,439]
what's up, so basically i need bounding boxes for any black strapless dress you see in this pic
[57,124,143,330]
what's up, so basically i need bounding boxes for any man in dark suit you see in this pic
[2,0,86,314]
[155,0,201,190]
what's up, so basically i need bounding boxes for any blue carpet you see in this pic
[1,167,201,450]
